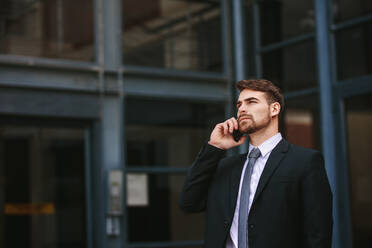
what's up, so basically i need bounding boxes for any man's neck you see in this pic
[248,125,279,147]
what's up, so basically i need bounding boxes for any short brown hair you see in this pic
[236,79,284,113]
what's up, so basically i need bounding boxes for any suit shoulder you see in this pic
[288,143,322,158]
[287,143,325,174]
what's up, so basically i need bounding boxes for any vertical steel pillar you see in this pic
[103,0,124,247]
[103,0,123,70]
[232,0,248,153]
[232,0,246,82]
[93,0,124,248]
[314,0,351,247]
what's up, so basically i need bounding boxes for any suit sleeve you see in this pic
[301,152,333,248]
[178,143,226,213]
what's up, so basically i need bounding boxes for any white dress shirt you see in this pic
[226,133,282,248]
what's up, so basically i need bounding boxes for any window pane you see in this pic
[333,0,372,23]
[262,41,317,92]
[125,98,225,167]
[0,0,94,61]
[257,0,314,46]
[122,0,222,72]
[282,94,321,150]
[0,126,86,248]
[345,93,372,248]
[126,174,204,242]
[335,21,372,80]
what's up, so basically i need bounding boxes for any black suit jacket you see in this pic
[179,139,333,248]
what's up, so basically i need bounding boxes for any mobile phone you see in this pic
[232,129,244,142]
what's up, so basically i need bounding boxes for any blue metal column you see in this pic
[232,0,248,153]
[232,0,246,82]
[314,0,351,247]
[103,0,123,70]
[94,0,124,248]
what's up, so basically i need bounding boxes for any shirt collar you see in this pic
[248,133,282,158]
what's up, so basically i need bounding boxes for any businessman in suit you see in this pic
[179,79,333,248]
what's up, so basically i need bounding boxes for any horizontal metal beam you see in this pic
[259,33,315,53]
[0,54,99,72]
[0,65,101,93]
[283,87,318,99]
[0,88,100,119]
[0,55,228,82]
[0,63,228,100]
[126,167,188,174]
[0,63,228,101]
[123,74,228,102]
[127,240,204,248]
[123,65,227,83]
[0,56,228,83]
[331,13,372,31]
[336,74,372,98]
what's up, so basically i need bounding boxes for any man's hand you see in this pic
[208,117,246,150]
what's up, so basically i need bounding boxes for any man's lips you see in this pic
[238,116,251,121]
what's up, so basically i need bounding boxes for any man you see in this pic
[179,79,333,248]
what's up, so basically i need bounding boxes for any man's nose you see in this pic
[238,105,247,114]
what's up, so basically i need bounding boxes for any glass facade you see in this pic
[125,98,225,168]
[0,0,94,61]
[0,126,86,248]
[0,0,371,247]
[122,0,223,72]
[335,21,372,80]
[333,0,372,23]
[126,174,204,242]
[125,98,224,245]
[345,94,372,248]
[261,41,317,92]
[259,0,315,45]
[283,94,321,150]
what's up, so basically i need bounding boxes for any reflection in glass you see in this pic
[333,0,372,23]
[257,0,315,46]
[345,93,372,248]
[0,126,86,248]
[122,0,222,72]
[125,98,225,167]
[126,174,204,242]
[282,94,321,150]
[262,41,317,92]
[0,0,94,61]
[335,21,372,80]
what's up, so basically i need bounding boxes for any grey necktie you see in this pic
[238,148,261,248]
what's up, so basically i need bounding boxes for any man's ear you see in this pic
[270,102,281,117]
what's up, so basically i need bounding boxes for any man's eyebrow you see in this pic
[236,97,259,104]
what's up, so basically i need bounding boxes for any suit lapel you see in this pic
[251,139,290,207]
[229,153,247,216]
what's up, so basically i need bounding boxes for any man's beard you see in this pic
[238,113,271,134]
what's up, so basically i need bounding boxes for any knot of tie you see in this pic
[248,147,261,159]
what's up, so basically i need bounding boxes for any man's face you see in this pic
[236,89,272,134]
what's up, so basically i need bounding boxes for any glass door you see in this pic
[0,124,87,248]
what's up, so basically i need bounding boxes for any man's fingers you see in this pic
[227,119,235,133]
[232,118,239,130]
[222,122,229,135]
